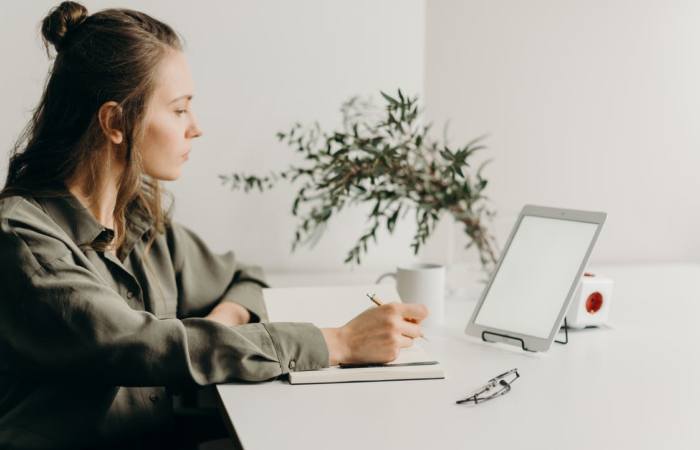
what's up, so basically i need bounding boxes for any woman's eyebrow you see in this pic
[169,94,193,104]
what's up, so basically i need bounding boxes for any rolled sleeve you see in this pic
[262,322,330,373]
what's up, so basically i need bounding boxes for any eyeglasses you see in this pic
[456,368,520,405]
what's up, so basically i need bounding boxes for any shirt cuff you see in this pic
[261,322,330,374]
[221,281,269,323]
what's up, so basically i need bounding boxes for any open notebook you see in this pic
[263,284,445,384]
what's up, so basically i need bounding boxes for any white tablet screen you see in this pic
[474,215,599,339]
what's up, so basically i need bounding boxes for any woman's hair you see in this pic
[1,1,183,259]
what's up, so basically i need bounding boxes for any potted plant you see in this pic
[220,90,499,270]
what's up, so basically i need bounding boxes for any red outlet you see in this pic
[586,292,603,314]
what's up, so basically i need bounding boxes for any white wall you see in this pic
[5,0,696,272]
[1,0,426,273]
[425,0,700,265]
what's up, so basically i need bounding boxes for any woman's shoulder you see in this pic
[0,194,74,276]
[0,194,45,227]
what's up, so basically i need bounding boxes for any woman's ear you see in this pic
[98,101,124,145]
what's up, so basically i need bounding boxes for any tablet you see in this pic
[465,205,607,352]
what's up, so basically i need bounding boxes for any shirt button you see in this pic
[149,393,158,403]
[288,359,296,371]
[127,292,134,299]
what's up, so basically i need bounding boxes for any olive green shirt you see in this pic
[0,191,329,449]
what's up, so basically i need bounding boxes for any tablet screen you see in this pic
[473,215,599,339]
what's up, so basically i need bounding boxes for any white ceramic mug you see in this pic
[377,263,446,326]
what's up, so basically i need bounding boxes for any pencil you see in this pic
[367,293,383,307]
[366,293,428,341]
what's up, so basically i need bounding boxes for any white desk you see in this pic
[216,264,700,449]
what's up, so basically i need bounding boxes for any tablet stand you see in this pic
[481,318,569,352]
[554,317,569,345]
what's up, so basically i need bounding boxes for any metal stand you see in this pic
[555,317,569,345]
[481,318,569,352]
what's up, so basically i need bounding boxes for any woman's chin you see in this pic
[146,169,182,182]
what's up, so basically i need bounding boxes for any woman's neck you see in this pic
[67,156,125,231]
[68,182,119,230]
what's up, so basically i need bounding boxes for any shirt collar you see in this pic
[36,187,154,252]
[121,200,154,257]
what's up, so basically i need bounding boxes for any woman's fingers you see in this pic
[397,319,423,339]
[382,302,428,339]
[397,334,415,349]
[398,302,430,323]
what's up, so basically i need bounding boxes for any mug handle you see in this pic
[376,272,397,284]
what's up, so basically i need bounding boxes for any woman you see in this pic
[0,2,428,449]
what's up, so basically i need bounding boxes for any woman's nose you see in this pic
[189,113,204,138]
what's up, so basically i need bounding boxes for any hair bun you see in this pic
[42,1,89,52]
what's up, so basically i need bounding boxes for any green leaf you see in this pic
[463,181,472,197]
[476,159,493,178]
[466,145,487,155]
[380,91,399,105]
[411,242,420,254]
[464,134,489,149]
[371,200,381,216]
[442,119,451,145]
[387,206,400,233]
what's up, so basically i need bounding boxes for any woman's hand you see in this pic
[204,302,251,326]
[321,302,429,365]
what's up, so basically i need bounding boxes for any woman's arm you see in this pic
[166,223,428,365]
[204,300,251,326]
[1,253,327,385]
[203,289,429,365]
[0,208,327,385]
[167,222,268,323]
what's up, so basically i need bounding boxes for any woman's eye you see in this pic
[175,110,187,116]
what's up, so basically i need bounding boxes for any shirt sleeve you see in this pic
[0,214,330,387]
[166,222,268,322]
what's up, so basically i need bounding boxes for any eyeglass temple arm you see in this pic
[456,385,490,404]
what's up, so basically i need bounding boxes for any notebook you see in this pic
[263,284,445,384]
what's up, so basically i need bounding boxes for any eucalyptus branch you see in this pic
[220,89,499,269]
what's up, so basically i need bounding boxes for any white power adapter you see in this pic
[566,273,613,329]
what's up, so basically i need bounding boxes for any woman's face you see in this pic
[139,51,203,181]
